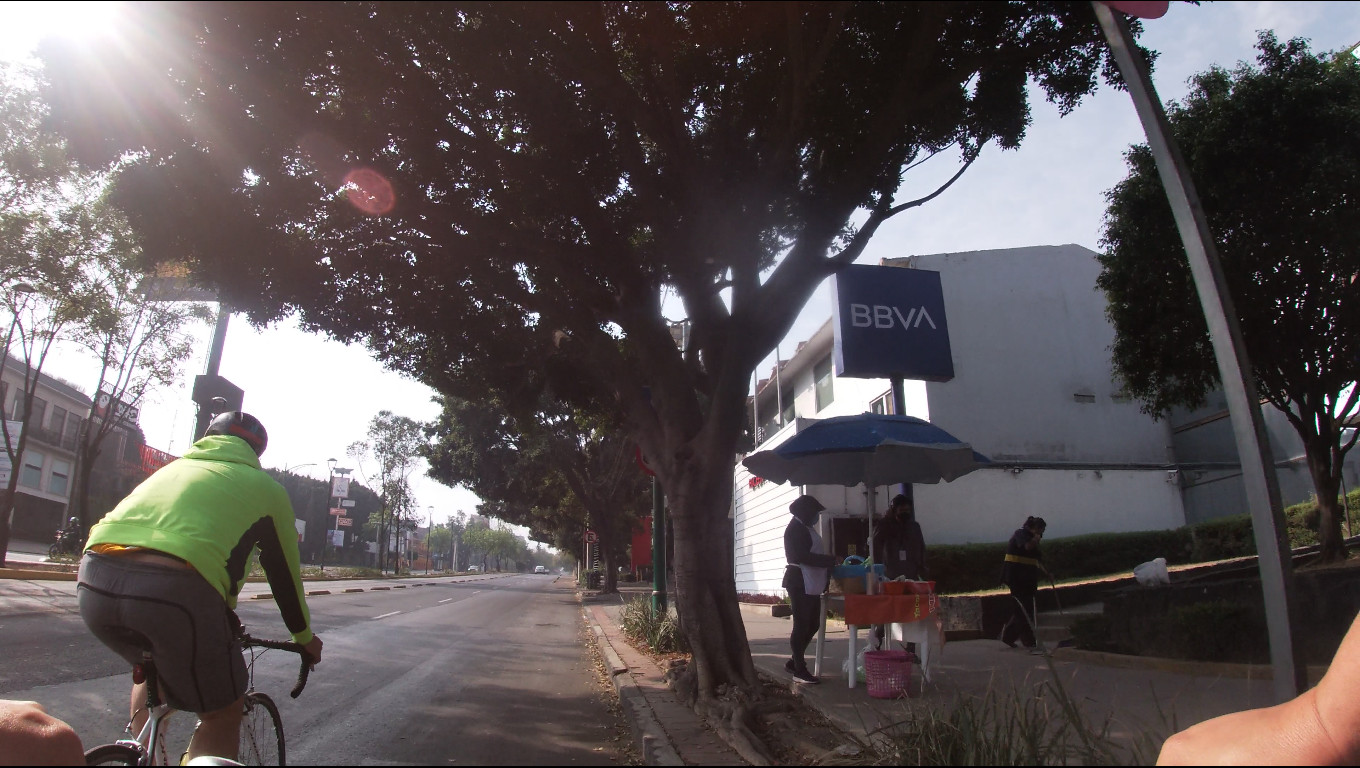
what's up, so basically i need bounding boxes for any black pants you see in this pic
[1001,583,1037,648]
[786,567,821,669]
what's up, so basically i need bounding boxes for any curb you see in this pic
[579,594,683,767]
[1050,646,1330,682]
[0,568,77,581]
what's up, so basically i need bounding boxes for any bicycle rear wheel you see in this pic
[238,692,285,766]
[85,744,144,765]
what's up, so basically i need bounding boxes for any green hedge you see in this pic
[927,490,1352,595]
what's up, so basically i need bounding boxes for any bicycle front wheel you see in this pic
[85,744,144,765]
[238,692,285,766]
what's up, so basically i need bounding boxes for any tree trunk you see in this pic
[1305,439,1347,562]
[667,464,759,702]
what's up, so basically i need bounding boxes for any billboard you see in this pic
[832,264,954,381]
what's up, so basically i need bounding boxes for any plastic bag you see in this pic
[841,638,876,682]
[1133,557,1170,586]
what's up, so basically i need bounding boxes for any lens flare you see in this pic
[342,168,395,216]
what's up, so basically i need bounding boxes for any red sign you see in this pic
[336,517,353,527]
[584,530,598,544]
[329,507,345,516]
[139,445,177,476]
[1099,1,1169,19]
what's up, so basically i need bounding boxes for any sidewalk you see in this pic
[581,583,1316,765]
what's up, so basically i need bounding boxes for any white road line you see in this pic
[438,598,453,604]
[372,610,402,620]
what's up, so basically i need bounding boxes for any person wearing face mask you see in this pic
[999,515,1049,653]
[782,495,838,684]
[872,493,929,648]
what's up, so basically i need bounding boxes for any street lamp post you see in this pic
[321,457,337,571]
[426,505,434,574]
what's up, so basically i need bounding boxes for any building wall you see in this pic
[2,358,90,538]
[897,245,1176,467]
[734,244,1195,593]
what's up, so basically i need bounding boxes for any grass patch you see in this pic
[620,596,689,655]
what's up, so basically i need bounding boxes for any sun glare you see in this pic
[0,1,122,62]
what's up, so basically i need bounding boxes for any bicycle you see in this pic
[83,630,311,766]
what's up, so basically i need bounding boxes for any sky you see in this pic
[4,2,1359,530]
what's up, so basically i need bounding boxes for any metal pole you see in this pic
[651,476,667,614]
[321,468,331,573]
[192,304,231,444]
[1094,1,1304,701]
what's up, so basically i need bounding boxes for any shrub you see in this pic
[736,592,786,605]
[1156,600,1267,664]
[1067,614,1125,655]
[620,596,689,654]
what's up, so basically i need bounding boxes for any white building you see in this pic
[733,244,1360,596]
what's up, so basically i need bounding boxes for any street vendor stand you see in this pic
[842,587,940,688]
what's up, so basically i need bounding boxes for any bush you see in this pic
[926,497,1343,595]
[1156,600,1267,664]
[736,592,786,605]
[620,596,689,654]
[1067,613,1125,655]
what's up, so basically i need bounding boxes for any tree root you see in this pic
[666,660,778,765]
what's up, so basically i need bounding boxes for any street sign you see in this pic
[584,530,598,544]
[330,530,344,547]
[331,475,350,498]
[341,499,356,507]
[336,517,353,527]
[329,507,345,516]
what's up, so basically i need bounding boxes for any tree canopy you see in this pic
[37,1,1138,705]
[1098,32,1360,562]
[424,393,649,591]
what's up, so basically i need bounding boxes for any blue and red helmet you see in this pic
[205,411,268,457]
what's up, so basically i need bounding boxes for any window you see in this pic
[814,357,835,412]
[50,405,68,437]
[19,449,44,489]
[63,415,81,448]
[48,458,70,496]
[780,391,795,426]
[870,391,894,415]
[30,396,46,429]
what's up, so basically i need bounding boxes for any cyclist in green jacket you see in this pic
[78,411,323,763]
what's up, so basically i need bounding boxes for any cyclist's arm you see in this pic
[255,487,315,646]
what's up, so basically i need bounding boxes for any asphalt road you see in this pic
[0,572,631,765]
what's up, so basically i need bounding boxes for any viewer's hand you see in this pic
[303,635,324,668]
[0,699,85,766]
[1157,612,1360,765]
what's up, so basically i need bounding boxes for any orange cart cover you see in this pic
[843,593,938,625]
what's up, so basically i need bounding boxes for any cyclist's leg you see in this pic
[128,680,148,734]
[188,696,245,762]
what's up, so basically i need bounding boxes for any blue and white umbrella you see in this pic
[743,413,990,561]
[742,413,990,488]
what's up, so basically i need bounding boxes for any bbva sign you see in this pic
[832,264,954,381]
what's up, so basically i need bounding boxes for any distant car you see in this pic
[534,565,548,574]
[468,565,480,572]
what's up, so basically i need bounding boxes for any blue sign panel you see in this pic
[832,264,954,381]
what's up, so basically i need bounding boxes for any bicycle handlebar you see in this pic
[240,635,312,699]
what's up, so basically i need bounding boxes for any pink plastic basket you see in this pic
[864,650,918,699]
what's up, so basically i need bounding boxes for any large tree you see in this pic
[38,1,1136,704]
[1098,33,1360,564]
[424,393,649,593]
[347,410,425,574]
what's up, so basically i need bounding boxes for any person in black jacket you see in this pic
[782,495,838,684]
[999,516,1048,652]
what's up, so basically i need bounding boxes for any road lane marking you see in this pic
[438,598,453,604]
[372,610,402,620]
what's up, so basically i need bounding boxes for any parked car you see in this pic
[468,565,480,572]
[534,565,548,574]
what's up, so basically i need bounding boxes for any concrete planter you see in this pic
[738,601,792,618]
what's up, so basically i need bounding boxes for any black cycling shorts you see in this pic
[78,552,247,714]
